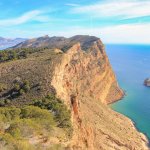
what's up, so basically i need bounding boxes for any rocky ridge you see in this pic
[12,35,99,51]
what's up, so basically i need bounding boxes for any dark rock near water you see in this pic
[144,78,150,87]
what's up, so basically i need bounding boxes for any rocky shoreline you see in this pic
[110,90,149,149]
[111,105,149,149]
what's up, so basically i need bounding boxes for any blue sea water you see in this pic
[106,44,150,141]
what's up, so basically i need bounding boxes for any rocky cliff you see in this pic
[51,40,148,149]
[52,40,124,105]
[0,36,148,149]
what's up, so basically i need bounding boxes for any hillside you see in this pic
[0,35,148,150]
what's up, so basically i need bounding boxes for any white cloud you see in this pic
[65,3,79,7]
[0,10,51,26]
[3,23,150,44]
[50,23,150,44]
[99,23,150,44]
[71,0,150,19]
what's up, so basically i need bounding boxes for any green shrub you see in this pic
[21,106,55,127]
[32,94,72,129]
[0,100,5,106]
[14,83,20,91]
[0,83,7,92]
[0,47,50,63]
[0,94,72,149]
[0,107,21,121]
[5,99,11,104]
[7,126,21,139]
[0,105,58,149]
[23,80,30,92]
[0,132,15,147]
[0,133,35,150]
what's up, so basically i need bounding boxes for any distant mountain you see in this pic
[13,35,99,51]
[0,37,27,50]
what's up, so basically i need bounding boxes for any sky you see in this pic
[0,0,150,44]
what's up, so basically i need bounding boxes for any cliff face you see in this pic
[52,40,123,105]
[52,40,148,149]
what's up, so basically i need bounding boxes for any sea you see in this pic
[106,44,150,141]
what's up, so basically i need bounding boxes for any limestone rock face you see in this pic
[52,40,124,105]
[52,40,148,149]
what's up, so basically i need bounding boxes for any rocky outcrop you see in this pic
[51,40,148,149]
[144,78,150,87]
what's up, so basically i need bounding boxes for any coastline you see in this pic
[107,88,126,105]
[127,117,149,149]
[108,85,149,149]
[110,100,149,149]
[106,44,150,149]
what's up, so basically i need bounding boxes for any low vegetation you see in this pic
[14,80,31,96]
[0,83,7,92]
[0,47,49,63]
[0,106,55,149]
[32,94,72,130]
[0,45,72,149]
[0,80,32,104]
[0,94,72,150]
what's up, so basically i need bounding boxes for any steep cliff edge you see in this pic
[52,40,148,149]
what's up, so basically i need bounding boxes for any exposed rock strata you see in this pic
[52,40,148,150]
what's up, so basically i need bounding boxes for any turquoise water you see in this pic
[106,44,150,141]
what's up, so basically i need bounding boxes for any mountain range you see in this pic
[0,37,26,50]
[13,35,99,50]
